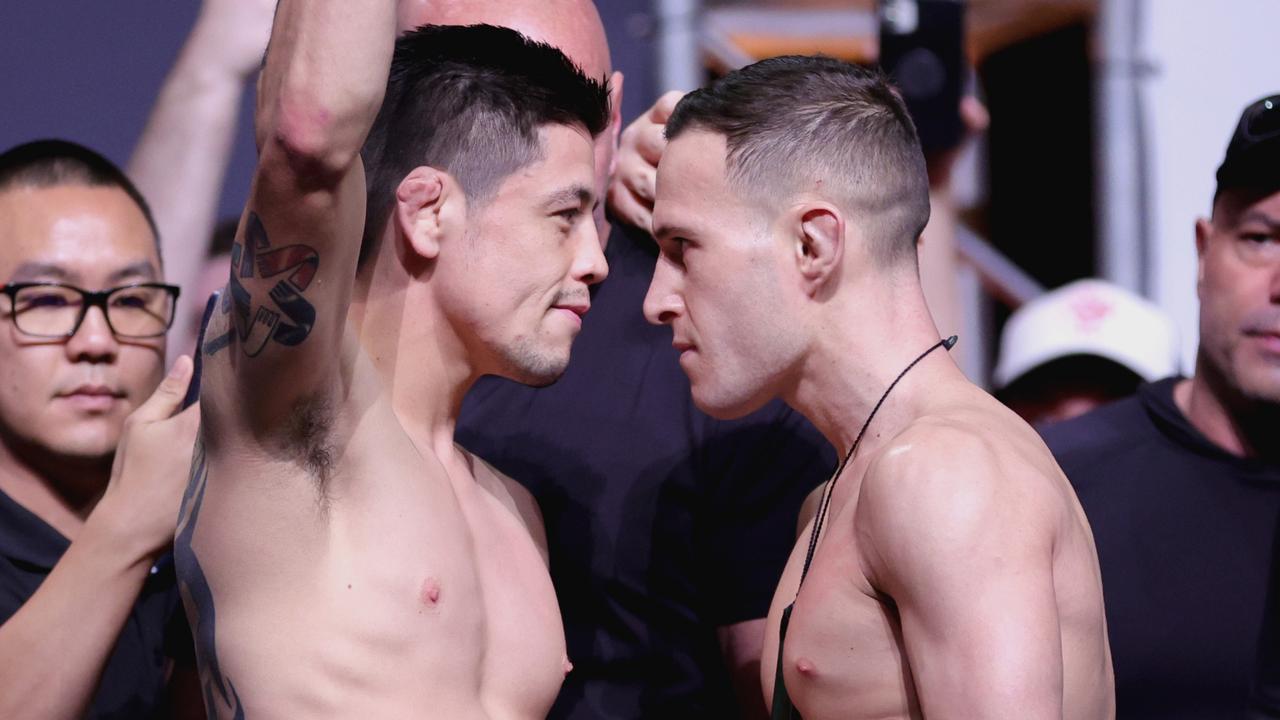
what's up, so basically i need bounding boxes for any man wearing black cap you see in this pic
[1042,94,1280,719]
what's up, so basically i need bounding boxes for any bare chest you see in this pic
[763,504,920,720]
[184,437,564,717]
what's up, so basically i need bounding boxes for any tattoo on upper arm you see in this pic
[206,211,320,358]
[175,438,246,720]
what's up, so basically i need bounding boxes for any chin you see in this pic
[497,343,570,388]
[690,382,772,421]
[43,434,118,467]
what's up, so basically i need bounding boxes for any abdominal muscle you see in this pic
[187,410,566,719]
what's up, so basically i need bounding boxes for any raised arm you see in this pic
[858,428,1063,719]
[128,0,276,359]
[205,0,396,430]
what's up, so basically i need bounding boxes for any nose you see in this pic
[643,254,684,326]
[64,305,120,363]
[573,221,609,287]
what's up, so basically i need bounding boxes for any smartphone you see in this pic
[878,0,966,156]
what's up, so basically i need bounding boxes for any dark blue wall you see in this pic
[0,1,658,222]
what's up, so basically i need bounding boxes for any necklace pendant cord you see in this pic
[795,335,958,587]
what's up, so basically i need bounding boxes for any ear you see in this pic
[394,167,458,262]
[792,203,844,293]
[607,70,625,178]
[1194,217,1211,293]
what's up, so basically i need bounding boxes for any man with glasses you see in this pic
[0,139,201,718]
[1042,94,1280,719]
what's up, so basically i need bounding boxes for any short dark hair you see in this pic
[666,56,930,265]
[359,24,611,266]
[0,139,161,259]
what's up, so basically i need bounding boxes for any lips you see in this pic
[1245,330,1280,355]
[553,303,590,318]
[56,384,125,412]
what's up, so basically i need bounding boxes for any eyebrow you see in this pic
[546,184,594,210]
[1239,211,1280,231]
[7,260,157,285]
[9,262,75,283]
[652,223,696,242]
[107,261,159,283]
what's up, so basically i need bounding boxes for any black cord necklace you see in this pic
[795,335,958,586]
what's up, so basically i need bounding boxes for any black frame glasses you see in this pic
[1,282,181,339]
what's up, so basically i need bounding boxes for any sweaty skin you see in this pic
[761,385,1114,720]
[645,126,1113,719]
[174,3,604,718]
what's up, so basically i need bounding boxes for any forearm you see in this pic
[130,19,248,326]
[0,509,153,720]
[257,0,396,172]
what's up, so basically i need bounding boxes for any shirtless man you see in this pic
[642,57,1114,718]
[175,1,609,716]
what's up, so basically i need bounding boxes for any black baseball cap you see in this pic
[1215,94,1280,198]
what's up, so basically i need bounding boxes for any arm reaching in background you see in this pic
[129,0,276,358]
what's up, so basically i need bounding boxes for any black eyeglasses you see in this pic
[1,282,181,339]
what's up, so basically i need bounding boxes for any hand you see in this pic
[192,0,278,80]
[95,357,201,561]
[925,95,989,189]
[607,90,684,234]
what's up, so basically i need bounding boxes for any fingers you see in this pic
[607,90,686,234]
[607,183,654,236]
[650,90,684,123]
[131,355,194,423]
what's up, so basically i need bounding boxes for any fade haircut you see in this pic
[0,139,162,260]
[359,24,611,266]
[665,56,930,266]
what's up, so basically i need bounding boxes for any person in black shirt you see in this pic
[1042,93,1280,719]
[0,140,200,718]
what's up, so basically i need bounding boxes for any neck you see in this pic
[1179,355,1280,461]
[785,269,964,456]
[350,267,477,463]
[0,434,110,539]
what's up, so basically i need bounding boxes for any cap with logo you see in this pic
[993,279,1181,391]
[1216,94,1280,198]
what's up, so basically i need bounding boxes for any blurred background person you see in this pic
[1042,93,1280,720]
[0,140,201,719]
[993,278,1180,426]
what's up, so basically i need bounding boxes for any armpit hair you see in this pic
[282,393,336,496]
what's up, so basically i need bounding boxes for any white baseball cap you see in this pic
[993,279,1181,390]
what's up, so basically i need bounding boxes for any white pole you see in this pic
[1095,0,1150,293]
[656,0,702,92]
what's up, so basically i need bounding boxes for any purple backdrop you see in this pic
[0,1,657,222]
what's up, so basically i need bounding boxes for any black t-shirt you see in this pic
[457,223,835,720]
[0,487,189,719]
[1041,378,1280,719]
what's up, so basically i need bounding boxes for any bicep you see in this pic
[207,149,366,430]
[891,546,1063,719]
[860,449,1063,719]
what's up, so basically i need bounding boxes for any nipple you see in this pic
[420,577,441,606]
[563,656,574,675]
[795,658,817,676]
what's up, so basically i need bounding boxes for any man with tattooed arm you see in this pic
[176,1,610,716]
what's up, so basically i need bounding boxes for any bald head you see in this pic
[400,0,611,78]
